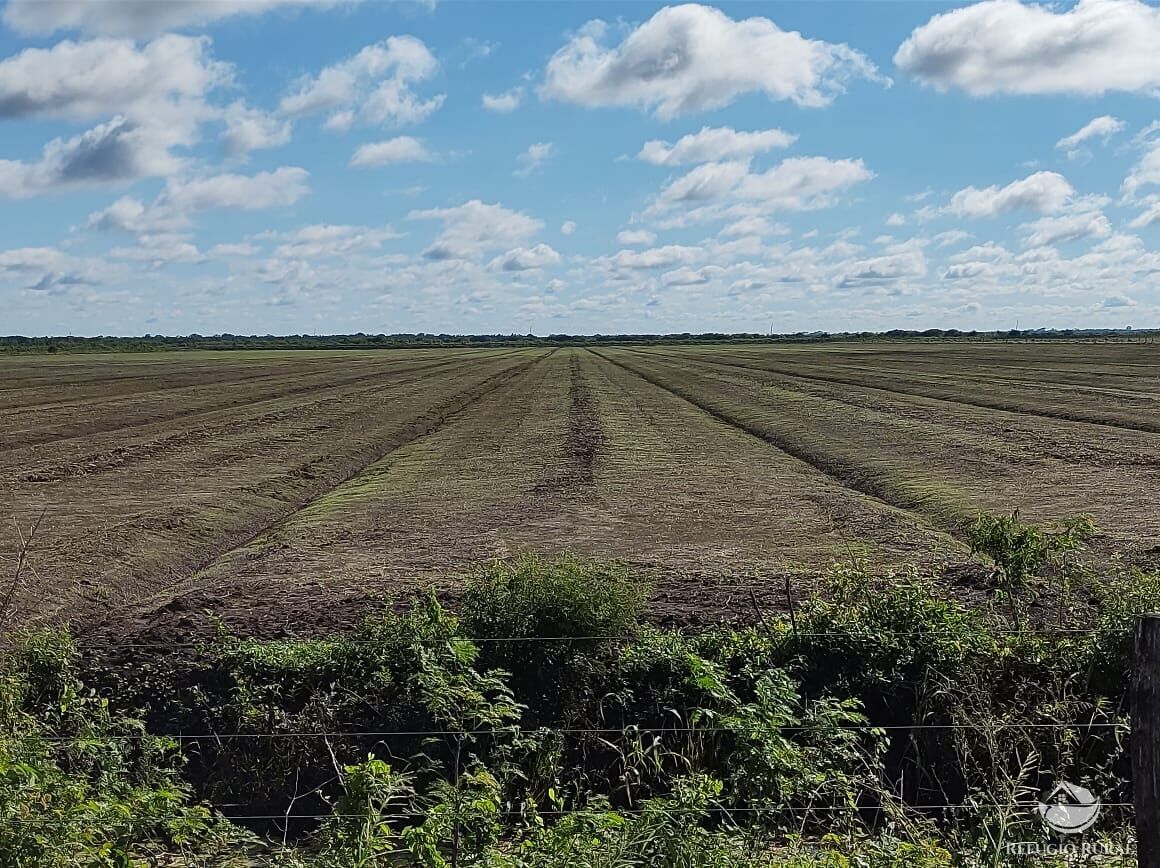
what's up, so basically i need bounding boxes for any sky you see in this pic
[1,0,1159,336]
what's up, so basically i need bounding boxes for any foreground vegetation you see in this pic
[0,512,1151,866]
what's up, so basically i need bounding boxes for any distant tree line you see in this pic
[0,327,1155,354]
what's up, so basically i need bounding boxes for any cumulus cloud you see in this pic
[222,102,292,155]
[1124,141,1160,200]
[272,223,401,258]
[490,243,562,271]
[1056,115,1126,153]
[350,136,433,167]
[0,35,228,121]
[86,194,184,234]
[515,142,554,177]
[161,168,310,212]
[1020,210,1112,247]
[885,213,906,227]
[946,171,1074,218]
[734,157,874,209]
[86,167,310,231]
[836,249,927,287]
[560,220,576,235]
[0,116,183,198]
[895,0,1160,97]
[604,244,700,270]
[0,35,243,195]
[541,4,885,119]
[1128,200,1160,229]
[720,216,784,237]
[109,233,203,266]
[637,126,796,166]
[409,199,542,260]
[280,36,444,130]
[2,0,360,37]
[654,160,752,206]
[617,229,656,246]
[645,155,873,229]
[0,245,116,294]
[481,88,523,113]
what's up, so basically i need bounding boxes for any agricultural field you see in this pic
[1,341,1158,640]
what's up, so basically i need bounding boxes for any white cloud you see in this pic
[272,223,401,258]
[0,35,229,121]
[837,249,927,286]
[719,216,785,237]
[408,199,542,260]
[662,266,717,286]
[655,160,752,206]
[109,233,203,266]
[1124,141,1160,200]
[541,4,885,119]
[605,244,700,270]
[84,169,310,234]
[1128,200,1160,229]
[490,243,561,271]
[3,0,360,37]
[895,0,1160,96]
[934,229,972,247]
[0,35,228,195]
[350,136,433,167]
[280,36,444,130]
[735,157,874,209]
[560,220,576,235]
[161,167,310,212]
[946,171,1074,218]
[86,195,188,234]
[1021,211,1112,247]
[617,229,657,246]
[885,212,906,227]
[515,142,554,177]
[481,87,523,113]
[645,156,873,228]
[222,101,291,155]
[638,126,796,166]
[1056,115,1126,152]
[208,242,258,258]
[0,116,184,198]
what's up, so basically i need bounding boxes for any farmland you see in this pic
[3,339,1158,865]
[1,341,1157,639]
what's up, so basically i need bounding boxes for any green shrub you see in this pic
[460,553,648,723]
[0,630,249,867]
[966,510,1095,628]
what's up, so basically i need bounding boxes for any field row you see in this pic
[3,343,1157,639]
[612,346,1160,542]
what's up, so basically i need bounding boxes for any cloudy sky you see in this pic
[2,0,1159,336]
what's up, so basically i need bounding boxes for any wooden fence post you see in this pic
[1133,614,1160,865]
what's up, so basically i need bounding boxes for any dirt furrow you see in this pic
[0,351,508,453]
[73,351,551,635]
[665,350,1160,434]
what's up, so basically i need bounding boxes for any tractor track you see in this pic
[593,349,961,539]
[75,351,552,640]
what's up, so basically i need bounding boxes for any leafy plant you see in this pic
[966,510,1095,628]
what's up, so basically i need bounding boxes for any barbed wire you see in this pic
[2,721,1129,743]
[64,625,1109,652]
[1,803,1137,826]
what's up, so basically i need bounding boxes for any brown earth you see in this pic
[1,342,1157,648]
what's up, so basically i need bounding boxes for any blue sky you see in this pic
[1,0,1159,336]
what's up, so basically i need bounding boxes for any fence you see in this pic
[4,616,1157,864]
